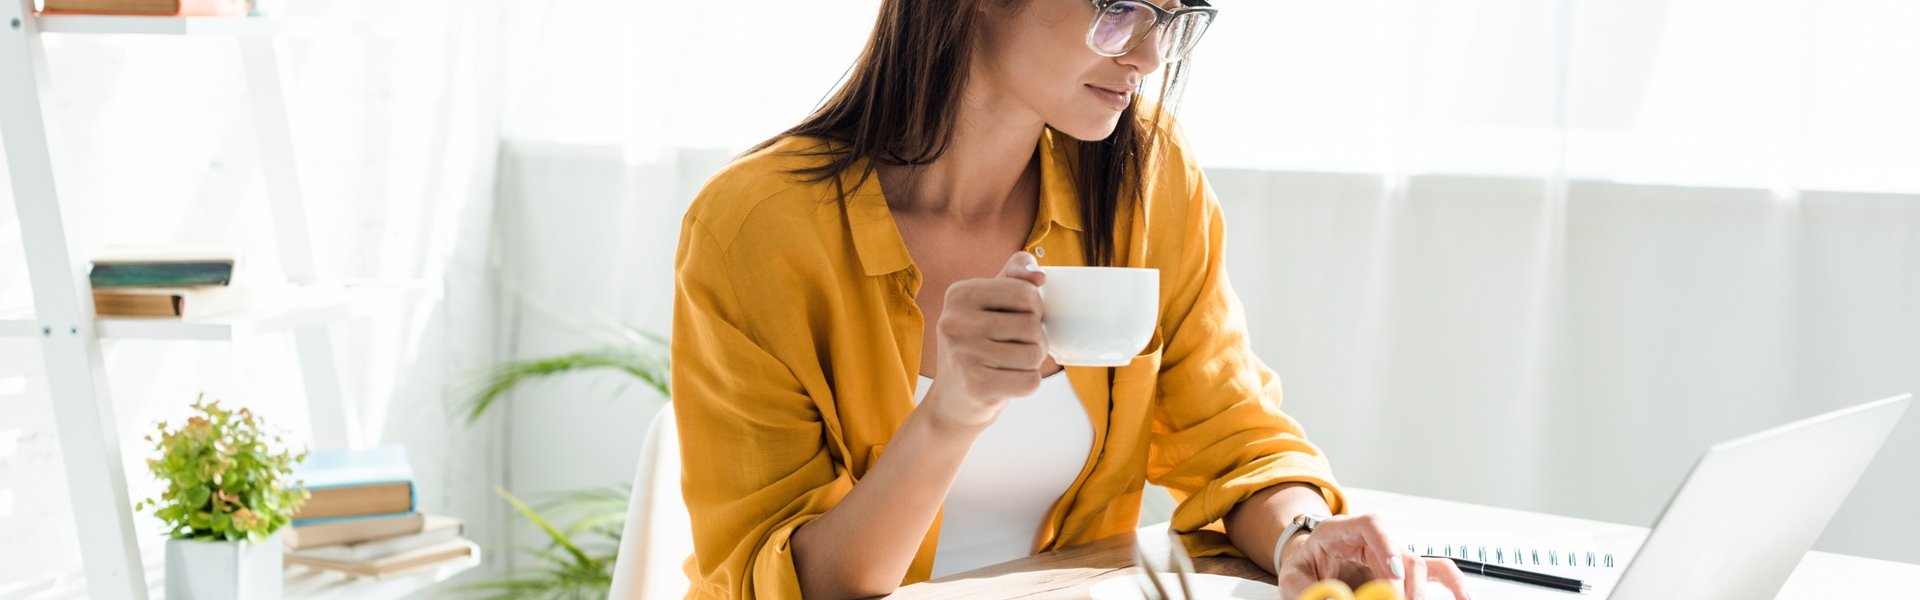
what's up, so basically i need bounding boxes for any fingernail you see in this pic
[1391,555,1405,578]
[1024,263,1044,273]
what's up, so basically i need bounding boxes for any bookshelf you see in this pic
[33,13,358,36]
[4,542,482,600]
[0,4,471,599]
[0,281,435,341]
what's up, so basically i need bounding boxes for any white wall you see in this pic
[1211,170,1920,564]
[480,142,735,572]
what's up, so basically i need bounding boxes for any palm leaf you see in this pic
[535,485,632,538]
[536,484,631,513]
[457,489,617,598]
[602,325,670,396]
[496,486,594,566]
[454,327,668,597]
[462,350,667,425]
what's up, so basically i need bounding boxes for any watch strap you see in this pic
[1274,513,1327,574]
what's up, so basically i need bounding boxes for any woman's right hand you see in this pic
[1277,514,1472,600]
[923,251,1051,431]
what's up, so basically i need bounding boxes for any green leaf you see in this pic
[141,397,304,539]
[462,350,668,425]
[185,485,211,509]
[452,329,669,597]
[495,486,594,566]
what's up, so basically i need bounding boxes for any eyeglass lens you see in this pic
[1089,2,1212,61]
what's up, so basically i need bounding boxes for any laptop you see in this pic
[1122,395,1911,599]
[1606,393,1912,599]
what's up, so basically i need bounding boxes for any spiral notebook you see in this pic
[1394,529,1632,598]
[1399,531,1621,569]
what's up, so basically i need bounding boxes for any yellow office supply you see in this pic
[1295,579,1404,600]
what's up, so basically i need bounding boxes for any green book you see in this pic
[89,262,234,287]
[88,244,239,288]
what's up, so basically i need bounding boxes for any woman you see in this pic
[671,1,1473,599]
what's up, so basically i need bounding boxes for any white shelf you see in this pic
[0,281,436,342]
[33,14,362,37]
[4,541,482,600]
[283,543,483,600]
[0,316,40,337]
[6,8,414,596]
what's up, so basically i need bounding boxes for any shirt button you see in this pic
[1034,246,1046,258]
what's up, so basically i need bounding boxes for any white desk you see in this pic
[891,487,1918,598]
[1351,487,1916,598]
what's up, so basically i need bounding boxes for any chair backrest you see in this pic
[609,403,692,599]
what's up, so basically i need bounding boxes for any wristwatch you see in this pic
[1274,513,1328,573]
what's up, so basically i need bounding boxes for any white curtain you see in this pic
[0,0,515,590]
[1176,0,1920,565]
[491,0,1920,572]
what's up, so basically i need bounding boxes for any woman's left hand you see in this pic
[1274,514,1474,600]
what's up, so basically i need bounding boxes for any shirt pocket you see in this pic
[1111,328,1165,385]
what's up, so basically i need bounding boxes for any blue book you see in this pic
[292,445,417,526]
[88,245,238,288]
[89,261,234,288]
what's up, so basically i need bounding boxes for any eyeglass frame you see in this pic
[1083,0,1219,61]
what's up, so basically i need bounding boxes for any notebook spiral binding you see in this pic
[1407,543,1617,568]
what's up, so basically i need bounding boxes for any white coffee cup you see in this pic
[1033,266,1159,367]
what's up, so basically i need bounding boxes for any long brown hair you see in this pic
[749,0,1191,267]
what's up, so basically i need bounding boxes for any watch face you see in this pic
[1299,513,1325,530]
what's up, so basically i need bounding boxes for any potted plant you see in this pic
[135,395,309,599]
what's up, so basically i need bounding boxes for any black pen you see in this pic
[1422,555,1592,594]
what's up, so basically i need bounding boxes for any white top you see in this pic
[913,371,1093,578]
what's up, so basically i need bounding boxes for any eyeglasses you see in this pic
[1085,0,1217,63]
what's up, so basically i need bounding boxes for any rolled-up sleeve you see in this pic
[1145,130,1347,541]
[672,216,850,600]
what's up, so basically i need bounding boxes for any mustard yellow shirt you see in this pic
[670,115,1346,599]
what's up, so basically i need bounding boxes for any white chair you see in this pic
[609,404,693,599]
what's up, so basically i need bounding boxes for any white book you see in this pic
[286,515,464,563]
[91,244,241,264]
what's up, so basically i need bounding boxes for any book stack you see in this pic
[88,245,248,319]
[285,445,476,579]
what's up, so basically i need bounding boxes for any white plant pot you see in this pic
[164,529,284,599]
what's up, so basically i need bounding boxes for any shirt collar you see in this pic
[1036,128,1086,233]
[844,166,914,277]
[845,130,1084,278]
